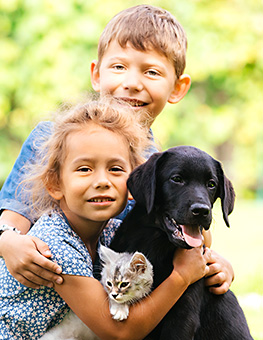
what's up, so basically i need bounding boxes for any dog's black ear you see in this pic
[127,152,166,214]
[216,161,236,227]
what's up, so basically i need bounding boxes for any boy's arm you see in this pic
[0,209,31,234]
[0,210,63,288]
[203,229,234,294]
[205,250,234,294]
[0,122,62,288]
[0,122,52,218]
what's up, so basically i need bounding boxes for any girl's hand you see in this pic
[204,249,234,295]
[172,246,211,286]
[0,231,63,288]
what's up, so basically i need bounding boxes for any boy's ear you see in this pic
[90,60,100,92]
[168,74,191,104]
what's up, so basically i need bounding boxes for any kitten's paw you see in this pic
[110,303,129,321]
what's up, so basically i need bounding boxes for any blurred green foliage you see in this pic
[0,0,262,199]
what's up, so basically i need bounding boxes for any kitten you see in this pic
[100,245,153,321]
[40,245,153,340]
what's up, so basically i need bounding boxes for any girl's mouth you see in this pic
[88,197,114,203]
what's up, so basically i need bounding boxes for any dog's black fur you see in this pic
[110,146,253,340]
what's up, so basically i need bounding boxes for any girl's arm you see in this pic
[55,246,210,340]
[0,210,63,288]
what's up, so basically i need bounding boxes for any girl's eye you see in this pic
[77,166,92,172]
[110,166,124,172]
[171,175,183,183]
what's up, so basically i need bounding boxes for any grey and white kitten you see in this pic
[40,245,153,340]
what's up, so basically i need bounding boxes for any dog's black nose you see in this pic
[190,203,210,217]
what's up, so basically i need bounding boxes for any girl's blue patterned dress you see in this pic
[0,209,121,340]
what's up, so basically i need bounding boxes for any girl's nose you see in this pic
[93,172,111,189]
[122,70,143,92]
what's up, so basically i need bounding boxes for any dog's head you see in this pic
[127,146,235,249]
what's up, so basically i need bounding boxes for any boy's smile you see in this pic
[91,40,190,126]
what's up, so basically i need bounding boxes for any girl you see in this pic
[0,98,210,340]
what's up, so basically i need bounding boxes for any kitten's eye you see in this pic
[106,281,112,287]
[119,281,129,289]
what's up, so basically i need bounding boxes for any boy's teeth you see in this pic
[131,102,144,107]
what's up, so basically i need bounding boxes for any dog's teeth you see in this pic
[171,218,177,225]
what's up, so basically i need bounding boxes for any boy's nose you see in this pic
[122,70,143,92]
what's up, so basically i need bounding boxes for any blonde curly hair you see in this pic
[21,96,154,221]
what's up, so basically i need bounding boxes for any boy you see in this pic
[0,5,233,293]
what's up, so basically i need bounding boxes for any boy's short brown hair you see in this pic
[97,5,187,79]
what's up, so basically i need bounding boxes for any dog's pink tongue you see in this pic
[180,225,202,247]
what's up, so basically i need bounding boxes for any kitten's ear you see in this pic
[99,245,119,264]
[130,252,147,274]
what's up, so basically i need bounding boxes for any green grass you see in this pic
[211,199,263,340]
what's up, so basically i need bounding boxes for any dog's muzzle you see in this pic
[164,216,203,248]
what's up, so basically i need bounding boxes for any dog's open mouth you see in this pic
[165,216,203,248]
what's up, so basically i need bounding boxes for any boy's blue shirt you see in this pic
[0,121,157,224]
[0,122,53,222]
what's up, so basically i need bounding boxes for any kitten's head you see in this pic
[99,245,153,304]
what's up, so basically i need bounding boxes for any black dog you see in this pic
[110,146,253,340]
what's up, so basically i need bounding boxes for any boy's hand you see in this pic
[204,249,234,295]
[0,231,63,288]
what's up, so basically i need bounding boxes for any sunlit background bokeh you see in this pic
[0,0,262,338]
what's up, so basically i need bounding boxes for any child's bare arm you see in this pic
[54,246,210,340]
[0,210,63,288]
[0,210,31,234]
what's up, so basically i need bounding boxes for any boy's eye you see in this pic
[146,69,160,77]
[112,64,125,71]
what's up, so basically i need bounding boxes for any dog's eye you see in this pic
[207,180,216,188]
[171,175,183,183]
